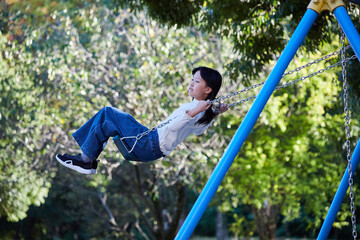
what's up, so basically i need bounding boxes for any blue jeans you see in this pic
[72,107,163,162]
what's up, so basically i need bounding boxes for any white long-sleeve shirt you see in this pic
[157,99,214,155]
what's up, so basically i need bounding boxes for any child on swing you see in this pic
[56,66,229,174]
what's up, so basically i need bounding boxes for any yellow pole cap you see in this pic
[308,0,346,13]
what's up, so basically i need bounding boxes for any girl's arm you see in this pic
[186,100,212,118]
[187,101,228,118]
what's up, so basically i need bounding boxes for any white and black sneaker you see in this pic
[56,153,93,174]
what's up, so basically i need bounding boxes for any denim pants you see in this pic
[72,107,163,162]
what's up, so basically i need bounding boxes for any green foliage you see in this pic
[344,47,360,113]
[116,0,360,85]
[1,1,236,238]
[116,0,203,27]
[0,31,55,221]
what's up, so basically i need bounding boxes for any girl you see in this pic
[56,66,228,174]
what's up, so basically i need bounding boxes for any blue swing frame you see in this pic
[174,1,360,239]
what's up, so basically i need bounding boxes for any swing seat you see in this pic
[113,135,139,161]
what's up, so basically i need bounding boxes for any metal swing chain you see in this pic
[120,118,173,153]
[341,30,357,239]
[210,46,352,107]
[228,52,357,108]
[211,45,350,103]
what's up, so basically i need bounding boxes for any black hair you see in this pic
[191,66,222,125]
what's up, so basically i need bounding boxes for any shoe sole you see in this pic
[56,155,93,175]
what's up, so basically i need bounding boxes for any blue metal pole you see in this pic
[175,9,319,240]
[317,139,360,239]
[334,6,360,61]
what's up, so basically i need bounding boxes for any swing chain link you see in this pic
[341,30,357,240]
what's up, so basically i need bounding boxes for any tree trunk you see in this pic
[251,202,279,240]
[216,208,229,240]
[166,183,187,240]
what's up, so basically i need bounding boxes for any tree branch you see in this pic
[98,191,117,226]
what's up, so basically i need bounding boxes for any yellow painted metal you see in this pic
[308,0,346,13]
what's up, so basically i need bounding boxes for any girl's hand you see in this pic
[196,100,212,112]
[186,100,211,118]
[214,103,229,115]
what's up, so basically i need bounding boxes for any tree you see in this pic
[1,1,236,238]
[117,1,358,79]
[0,27,54,222]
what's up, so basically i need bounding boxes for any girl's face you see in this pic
[188,71,213,100]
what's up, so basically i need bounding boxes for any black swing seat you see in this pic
[113,135,139,161]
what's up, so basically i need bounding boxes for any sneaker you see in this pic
[56,153,92,175]
[91,160,99,174]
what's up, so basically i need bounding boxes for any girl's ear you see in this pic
[205,87,213,100]
[205,86,212,95]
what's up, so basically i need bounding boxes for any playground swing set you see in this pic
[113,0,360,239]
